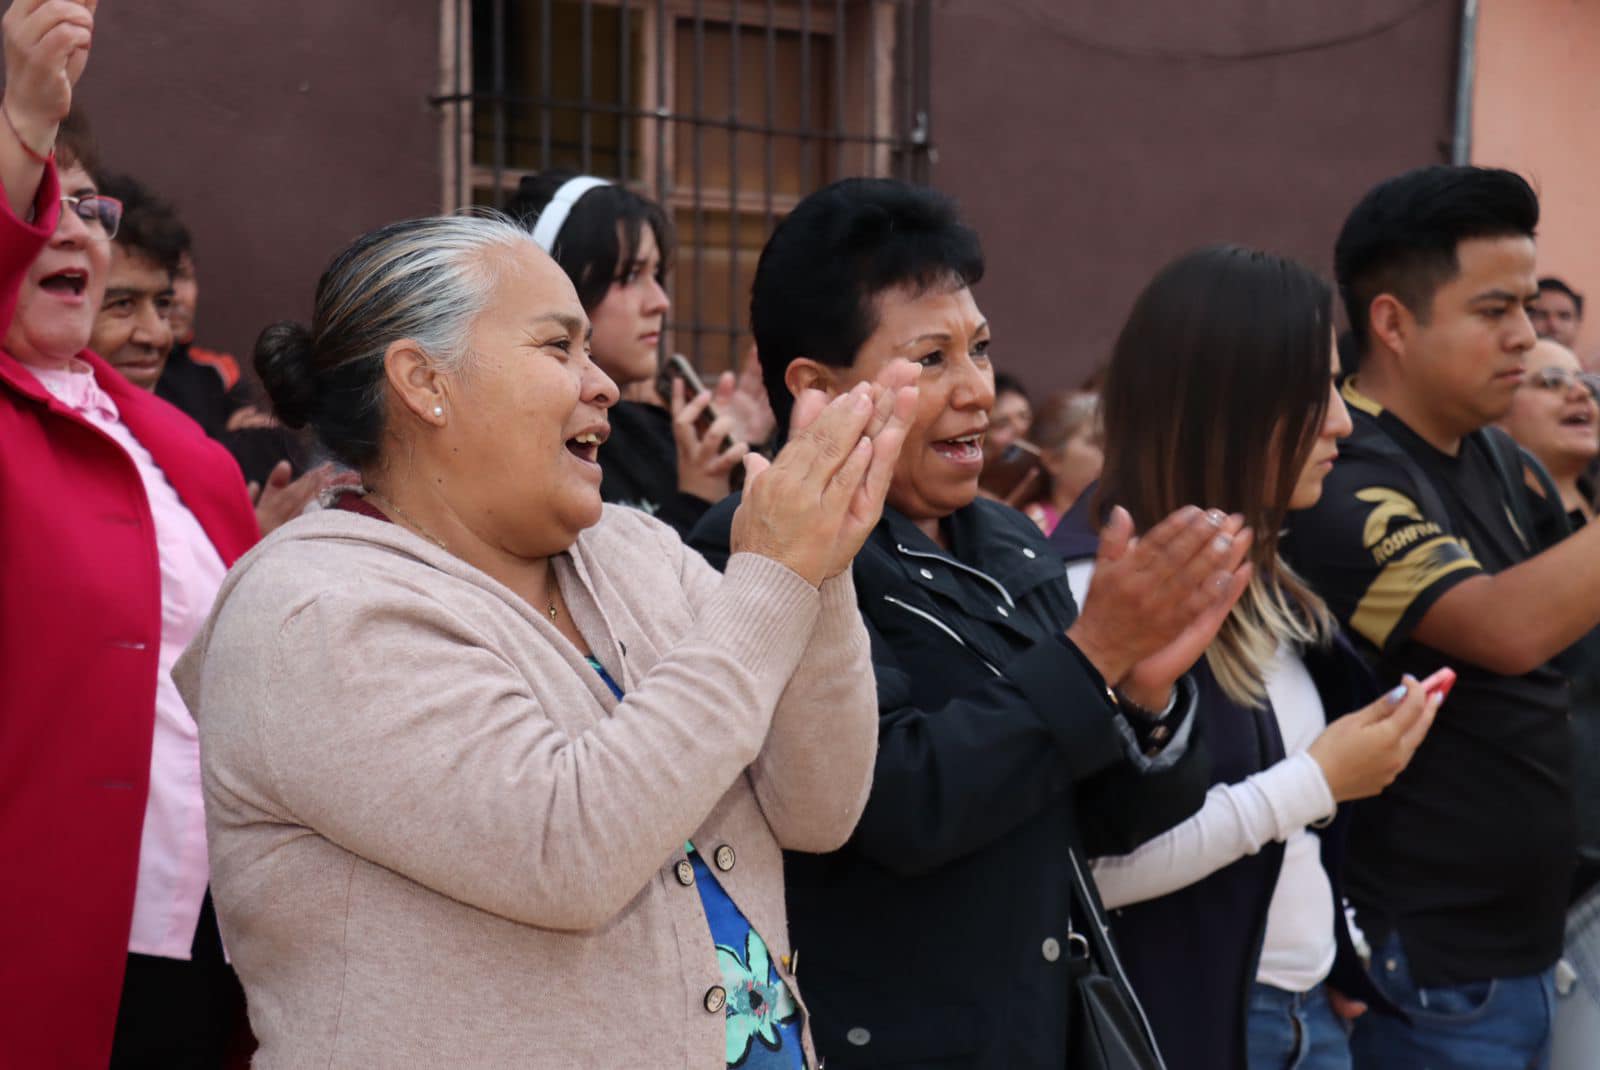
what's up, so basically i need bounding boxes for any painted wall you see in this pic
[74,3,444,365]
[1472,0,1600,365]
[929,0,1462,396]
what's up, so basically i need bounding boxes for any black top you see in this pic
[690,494,1209,1069]
[154,345,294,487]
[1283,381,1573,986]
[597,400,713,539]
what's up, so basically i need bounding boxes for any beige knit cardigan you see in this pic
[173,504,877,1068]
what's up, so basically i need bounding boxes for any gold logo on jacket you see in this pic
[1357,488,1444,565]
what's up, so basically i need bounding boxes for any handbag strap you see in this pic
[1066,846,1170,1070]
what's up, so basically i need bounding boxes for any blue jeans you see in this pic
[1246,982,1352,1070]
[1350,933,1555,1070]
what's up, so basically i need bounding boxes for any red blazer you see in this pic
[0,166,259,1067]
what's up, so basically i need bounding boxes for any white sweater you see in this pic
[1068,562,1338,992]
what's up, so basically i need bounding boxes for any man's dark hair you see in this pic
[1334,165,1538,350]
[1538,276,1584,317]
[53,106,99,176]
[750,177,984,430]
[507,170,672,312]
[993,371,1030,402]
[96,173,191,276]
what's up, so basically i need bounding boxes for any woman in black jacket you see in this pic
[509,172,752,536]
[1051,246,1437,1070]
[691,179,1256,1068]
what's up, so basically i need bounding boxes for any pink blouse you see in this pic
[26,358,226,960]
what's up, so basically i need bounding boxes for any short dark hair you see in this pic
[507,171,672,311]
[96,173,191,277]
[750,178,985,430]
[1334,165,1538,350]
[993,371,1030,402]
[1538,276,1584,317]
[53,106,99,176]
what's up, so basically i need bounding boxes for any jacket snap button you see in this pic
[1023,547,1037,559]
[675,859,695,886]
[919,568,934,580]
[846,1027,871,1046]
[704,986,727,1013]
[1042,937,1062,962]
[996,605,1009,617]
[714,844,736,871]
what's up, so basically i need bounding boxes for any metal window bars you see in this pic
[435,0,933,375]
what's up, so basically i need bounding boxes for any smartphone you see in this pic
[656,353,717,435]
[1419,667,1457,702]
[980,440,1044,506]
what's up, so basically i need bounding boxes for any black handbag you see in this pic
[1065,848,1168,1070]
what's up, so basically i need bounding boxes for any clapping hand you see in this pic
[1066,506,1254,696]
[730,361,920,585]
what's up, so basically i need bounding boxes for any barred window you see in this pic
[439,0,932,374]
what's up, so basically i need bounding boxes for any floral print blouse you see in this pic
[586,658,804,1068]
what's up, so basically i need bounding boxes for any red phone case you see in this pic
[1419,666,1456,701]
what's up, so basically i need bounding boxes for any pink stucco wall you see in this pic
[1473,0,1600,363]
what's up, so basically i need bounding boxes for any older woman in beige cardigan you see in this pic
[174,215,919,1068]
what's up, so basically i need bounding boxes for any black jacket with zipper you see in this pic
[690,494,1211,1068]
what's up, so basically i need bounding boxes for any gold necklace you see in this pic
[364,491,560,621]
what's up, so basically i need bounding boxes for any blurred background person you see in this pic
[508,171,751,537]
[1531,276,1584,350]
[1018,390,1102,534]
[1500,338,1597,523]
[90,172,330,534]
[1055,245,1435,1070]
[977,370,1038,503]
[1499,337,1600,1070]
[0,6,259,1065]
[183,211,915,1066]
[984,369,1032,460]
[147,190,299,486]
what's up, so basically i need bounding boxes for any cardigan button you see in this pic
[845,1027,872,1046]
[996,605,1009,618]
[918,568,934,580]
[713,844,736,872]
[1023,547,1037,559]
[674,859,695,886]
[704,986,727,1013]
[1041,937,1062,962]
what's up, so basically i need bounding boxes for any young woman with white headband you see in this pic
[510,172,750,536]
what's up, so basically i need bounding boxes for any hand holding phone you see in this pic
[658,353,717,435]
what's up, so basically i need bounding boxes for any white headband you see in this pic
[530,175,613,252]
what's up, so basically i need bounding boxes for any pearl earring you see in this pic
[432,406,444,418]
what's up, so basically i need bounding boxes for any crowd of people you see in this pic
[6,3,1600,1069]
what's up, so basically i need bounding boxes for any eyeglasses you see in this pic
[1527,365,1600,401]
[59,193,123,241]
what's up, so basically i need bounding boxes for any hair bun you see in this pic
[254,321,319,430]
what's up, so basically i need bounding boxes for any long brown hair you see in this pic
[1096,245,1335,706]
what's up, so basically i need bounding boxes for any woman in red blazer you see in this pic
[0,5,258,1066]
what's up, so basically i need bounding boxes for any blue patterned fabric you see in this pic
[585,658,804,1068]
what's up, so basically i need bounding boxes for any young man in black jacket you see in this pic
[1284,165,1600,1067]
[691,178,1254,1068]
